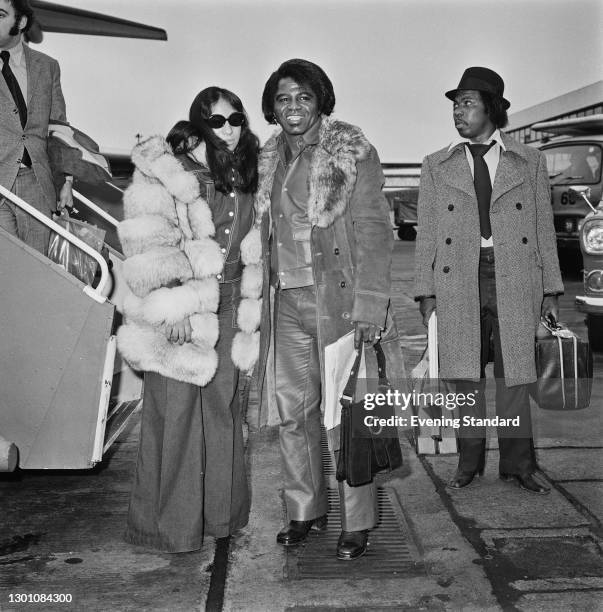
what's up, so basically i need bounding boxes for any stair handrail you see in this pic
[72,187,120,228]
[0,184,110,302]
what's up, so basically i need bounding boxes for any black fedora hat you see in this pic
[445,66,510,109]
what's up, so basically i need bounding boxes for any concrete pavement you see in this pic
[223,240,602,611]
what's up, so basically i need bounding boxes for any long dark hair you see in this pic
[167,87,259,194]
[479,91,509,129]
[10,0,34,33]
[166,120,200,154]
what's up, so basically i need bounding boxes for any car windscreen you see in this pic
[544,144,602,185]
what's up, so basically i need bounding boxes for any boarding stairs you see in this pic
[0,185,141,471]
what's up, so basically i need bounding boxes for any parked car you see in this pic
[574,185,603,352]
[532,115,603,249]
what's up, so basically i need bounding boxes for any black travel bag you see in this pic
[336,342,403,487]
[531,318,593,411]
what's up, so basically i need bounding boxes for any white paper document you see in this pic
[323,331,366,431]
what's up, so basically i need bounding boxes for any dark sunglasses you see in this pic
[207,112,245,129]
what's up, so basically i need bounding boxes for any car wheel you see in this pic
[586,314,603,352]
[397,225,416,241]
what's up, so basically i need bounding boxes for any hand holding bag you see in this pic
[336,342,403,487]
[531,317,593,410]
[48,210,106,286]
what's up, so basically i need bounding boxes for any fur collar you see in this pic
[255,116,371,228]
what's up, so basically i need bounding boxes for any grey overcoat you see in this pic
[414,132,563,385]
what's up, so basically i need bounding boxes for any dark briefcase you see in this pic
[531,319,593,411]
[336,342,403,487]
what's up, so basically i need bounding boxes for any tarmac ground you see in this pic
[0,239,601,612]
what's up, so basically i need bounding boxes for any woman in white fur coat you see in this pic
[117,87,263,553]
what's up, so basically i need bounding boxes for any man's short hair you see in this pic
[10,0,34,32]
[261,58,336,124]
[479,91,509,129]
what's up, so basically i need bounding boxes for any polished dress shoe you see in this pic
[446,469,479,489]
[336,530,368,560]
[499,472,550,495]
[276,515,328,546]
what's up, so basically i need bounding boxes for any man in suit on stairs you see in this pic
[0,0,72,255]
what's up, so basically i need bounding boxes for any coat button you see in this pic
[448,204,454,211]
[516,203,522,210]
[216,274,222,280]
[334,247,340,255]
[522,237,528,244]
[340,281,346,288]
[342,312,351,320]
[443,266,450,273]
[445,238,452,245]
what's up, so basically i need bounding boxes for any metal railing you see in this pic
[0,184,111,301]
[73,188,120,228]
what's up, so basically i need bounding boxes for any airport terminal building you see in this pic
[507,80,603,144]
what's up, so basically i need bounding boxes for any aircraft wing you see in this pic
[27,1,167,43]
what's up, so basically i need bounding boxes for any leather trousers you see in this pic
[274,285,377,531]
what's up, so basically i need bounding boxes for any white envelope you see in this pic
[428,311,438,378]
[323,331,366,431]
[410,312,438,381]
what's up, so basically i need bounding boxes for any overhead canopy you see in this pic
[532,114,603,137]
[27,1,167,43]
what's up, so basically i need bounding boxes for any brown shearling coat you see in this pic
[254,118,406,424]
[414,132,563,385]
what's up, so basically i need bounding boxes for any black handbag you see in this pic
[336,342,403,487]
[531,318,593,410]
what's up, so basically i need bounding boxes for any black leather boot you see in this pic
[336,530,368,560]
[276,515,328,546]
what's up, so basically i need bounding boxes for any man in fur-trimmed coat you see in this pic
[256,59,404,561]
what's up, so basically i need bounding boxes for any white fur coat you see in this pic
[116,136,262,387]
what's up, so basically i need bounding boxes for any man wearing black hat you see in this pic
[414,67,563,494]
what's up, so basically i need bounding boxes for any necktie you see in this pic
[467,142,495,239]
[1,50,30,166]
